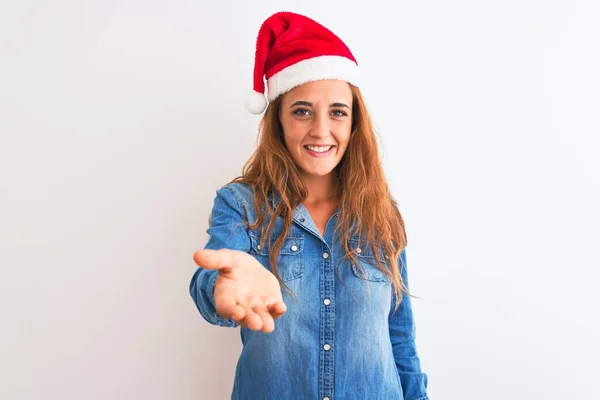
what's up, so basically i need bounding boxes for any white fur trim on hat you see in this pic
[266,55,361,101]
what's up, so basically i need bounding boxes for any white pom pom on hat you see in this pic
[245,11,361,115]
[245,90,268,115]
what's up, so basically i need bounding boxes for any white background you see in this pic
[1,0,599,399]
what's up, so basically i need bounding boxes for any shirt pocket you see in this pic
[249,233,304,282]
[347,238,391,283]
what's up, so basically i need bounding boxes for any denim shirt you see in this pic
[189,183,429,400]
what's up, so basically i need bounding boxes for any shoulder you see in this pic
[220,182,254,200]
[214,182,259,220]
[217,182,254,206]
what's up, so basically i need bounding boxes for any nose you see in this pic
[310,113,330,138]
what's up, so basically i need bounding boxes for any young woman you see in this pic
[190,11,429,400]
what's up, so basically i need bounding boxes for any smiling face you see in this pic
[278,80,353,180]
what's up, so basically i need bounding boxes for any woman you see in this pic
[190,11,429,400]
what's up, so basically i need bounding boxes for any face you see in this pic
[279,79,353,180]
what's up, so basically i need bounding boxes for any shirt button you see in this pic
[291,245,298,252]
[323,298,331,305]
[356,247,362,254]
[323,344,331,351]
[323,397,330,400]
[257,244,261,250]
[299,217,305,223]
[322,252,329,259]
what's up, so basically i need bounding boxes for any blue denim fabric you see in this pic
[190,183,429,400]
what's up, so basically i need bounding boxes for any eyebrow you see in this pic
[290,101,351,109]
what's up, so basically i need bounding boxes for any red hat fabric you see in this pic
[245,11,361,114]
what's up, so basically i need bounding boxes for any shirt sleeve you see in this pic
[189,185,252,327]
[389,247,429,400]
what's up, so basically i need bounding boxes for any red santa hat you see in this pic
[245,11,361,114]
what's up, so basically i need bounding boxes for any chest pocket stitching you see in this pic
[348,238,391,283]
[248,233,304,282]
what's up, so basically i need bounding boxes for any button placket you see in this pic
[320,244,335,400]
[290,209,338,399]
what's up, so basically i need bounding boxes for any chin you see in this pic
[302,167,336,178]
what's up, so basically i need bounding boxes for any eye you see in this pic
[331,109,348,117]
[292,108,311,116]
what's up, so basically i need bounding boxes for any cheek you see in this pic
[281,122,305,148]
[282,134,301,158]
[283,131,302,150]
[335,127,352,151]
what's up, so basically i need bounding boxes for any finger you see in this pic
[251,303,275,333]
[223,303,247,322]
[193,249,235,270]
[215,289,247,321]
[266,301,287,319]
[228,300,248,327]
[240,307,263,331]
[243,294,265,331]
[230,304,246,322]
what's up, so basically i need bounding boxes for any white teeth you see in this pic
[306,145,333,153]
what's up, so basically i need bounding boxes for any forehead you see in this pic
[281,80,353,104]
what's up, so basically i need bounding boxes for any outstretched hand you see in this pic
[193,248,287,333]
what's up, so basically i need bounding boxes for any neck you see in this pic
[301,172,338,205]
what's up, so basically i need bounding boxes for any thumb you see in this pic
[193,248,236,270]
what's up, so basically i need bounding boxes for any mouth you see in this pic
[304,145,335,157]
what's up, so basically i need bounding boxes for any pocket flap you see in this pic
[249,233,304,256]
[348,238,391,282]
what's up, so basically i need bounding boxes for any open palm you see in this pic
[193,248,287,333]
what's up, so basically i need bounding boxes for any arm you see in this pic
[189,186,251,327]
[389,247,429,400]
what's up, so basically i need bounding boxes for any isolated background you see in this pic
[1,0,599,399]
